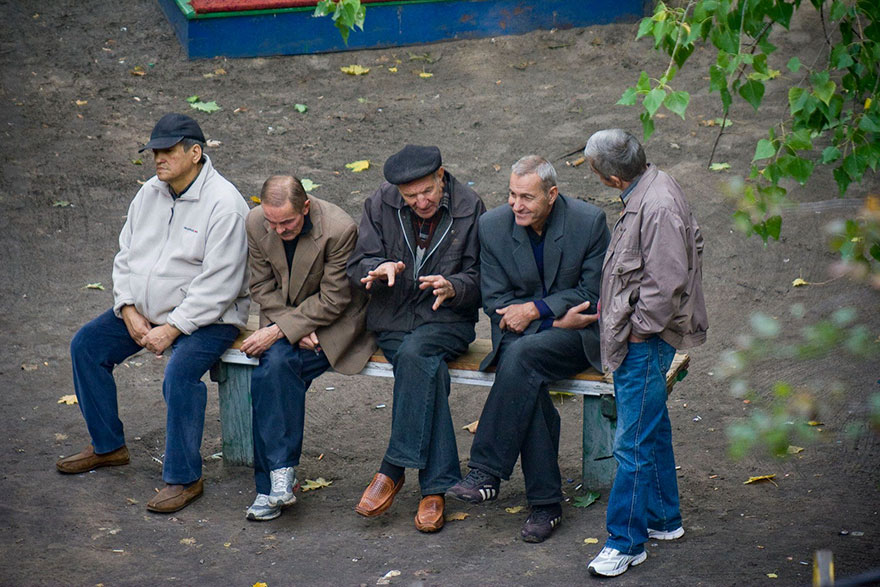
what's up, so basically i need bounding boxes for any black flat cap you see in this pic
[139,113,206,152]
[383,145,442,185]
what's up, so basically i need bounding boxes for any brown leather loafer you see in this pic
[56,445,130,474]
[146,478,204,513]
[355,472,404,517]
[414,494,445,533]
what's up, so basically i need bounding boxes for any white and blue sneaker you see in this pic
[588,546,647,577]
[648,526,685,540]
[246,494,280,521]
[268,466,298,507]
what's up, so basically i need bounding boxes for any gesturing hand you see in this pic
[361,261,406,289]
[418,274,456,310]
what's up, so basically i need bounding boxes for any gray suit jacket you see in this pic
[478,193,610,371]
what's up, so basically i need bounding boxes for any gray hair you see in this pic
[260,175,308,211]
[511,155,557,194]
[180,137,206,163]
[583,129,646,182]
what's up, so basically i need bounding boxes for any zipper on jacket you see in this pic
[142,199,177,319]
[396,208,453,282]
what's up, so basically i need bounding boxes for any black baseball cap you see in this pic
[138,113,206,152]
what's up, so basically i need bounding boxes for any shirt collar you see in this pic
[619,172,643,205]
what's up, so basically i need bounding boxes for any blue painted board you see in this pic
[157,0,648,59]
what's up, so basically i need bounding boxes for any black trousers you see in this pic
[468,327,591,505]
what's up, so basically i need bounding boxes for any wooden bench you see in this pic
[211,334,689,488]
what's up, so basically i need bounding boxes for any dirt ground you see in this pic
[1,1,878,585]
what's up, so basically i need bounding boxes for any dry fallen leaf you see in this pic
[387,67,398,73]
[445,511,469,521]
[418,72,434,78]
[462,420,479,434]
[792,278,809,287]
[340,65,370,76]
[808,421,823,426]
[84,282,106,290]
[130,66,146,76]
[301,477,332,492]
[377,570,400,585]
[584,537,599,544]
[767,573,778,579]
[224,542,232,548]
[787,445,804,454]
[505,506,525,514]
[744,474,777,486]
[250,196,262,204]
[345,160,370,173]
[493,164,501,172]
[253,583,268,587]
[206,139,222,148]
[75,100,88,106]
[55,433,68,442]
[180,537,196,545]
[21,363,39,371]
[58,394,78,405]
[126,497,138,505]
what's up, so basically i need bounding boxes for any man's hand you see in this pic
[418,274,456,310]
[298,331,321,352]
[552,301,599,330]
[496,302,540,333]
[240,324,284,357]
[120,305,151,345]
[361,261,406,289]
[140,323,181,356]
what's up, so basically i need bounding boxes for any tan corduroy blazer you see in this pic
[246,196,375,374]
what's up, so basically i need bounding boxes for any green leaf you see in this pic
[709,162,731,171]
[52,200,71,207]
[783,156,815,184]
[636,17,654,39]
[785,129,813,151]
[738,80,765,111]
[830,0,847,22]
[300,178,320,192]
[643,87,667,117]
[765,215,782,240]
[810,72,836,105]
[709,64,727,92]
[294,103,308,113]
[833,166,852,194]
[663,90,690,119]
[571,492,601,508]
[636,71,651,92]
[190,100,220,113]
[185,95,200,103]
[821,146,841,164]
[617,87,638,106]
[858,114,880,132]
[753,138,776,161]
[640,111,655,141]
[788,87,809,115]
[831,45,855,69]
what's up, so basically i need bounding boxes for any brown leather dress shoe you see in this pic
[146,478,204,513]
[414,494,445,533]
[355,472,404,517]
[56,445,130,474]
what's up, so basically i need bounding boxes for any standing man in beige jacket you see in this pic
[241,175,375,521]
[583,129,708,577]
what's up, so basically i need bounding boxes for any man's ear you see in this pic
[301,198,311,215]
[189,144,203,164]
[608,175,626,190]
[547,184,559,204]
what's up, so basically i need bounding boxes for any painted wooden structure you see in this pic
[212,331,689,488]
[156,0,649,59]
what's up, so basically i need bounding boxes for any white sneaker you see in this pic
[268,466,297,507]
[588,546,648,577]
[648,526,685,540]
[246,494,280,521]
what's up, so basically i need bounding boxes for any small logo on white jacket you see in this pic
[183,226,199,233]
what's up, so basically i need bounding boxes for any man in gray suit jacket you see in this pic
[448,155,610,543]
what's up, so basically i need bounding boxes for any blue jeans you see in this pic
[70,308,240,484]
[605,336,681,555]
[251,338,330,495]
[469,327,591,505]
[377,321,474,495]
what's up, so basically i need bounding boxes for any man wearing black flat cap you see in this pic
[56,113,250,514]
[347,144,485,532]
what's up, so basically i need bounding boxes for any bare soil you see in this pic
[1,1,878,585]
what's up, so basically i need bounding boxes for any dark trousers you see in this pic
[250,338,331,495]
[468,327,590,505]
[70,308,240,484]
[377,321,475,495]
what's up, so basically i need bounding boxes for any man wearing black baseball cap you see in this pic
[347,145,485,532]
[57,113,250,514]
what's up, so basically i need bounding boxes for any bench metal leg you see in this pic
[582,395,617,489]
[211,362,255,467]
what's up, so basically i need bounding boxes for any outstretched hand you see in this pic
[361,261,406,289]
[418,274,456,310]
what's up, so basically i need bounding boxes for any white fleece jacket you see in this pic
[112,155,250,334]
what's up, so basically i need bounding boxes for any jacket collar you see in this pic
[153,155,215,201]
[621,164,658,215]
[259,196,325,303]
[511,193,568,291]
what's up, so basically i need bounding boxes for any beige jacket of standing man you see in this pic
[246,195,375,374]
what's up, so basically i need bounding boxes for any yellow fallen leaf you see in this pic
[179,537,196,545]
[301,477,332,491]
[126,497,138,505]
[224,542,232,548]
[58,394,78,405]
[445,511,469,521]
[250,196,261,204]
[505,506,525,514]
[792,278,809,287]
[808,421,823,426]
[419,72,434,78]
[130,66,146,76]
[75,100,88,106]
[744,474,777,486]
[345,160,370,173]
[767,573,778,579]
[866,98,872,110]
[462,420,478,434]
[584,537,599,544]
[388,67,398,73]
[787,445,804,454]
[340,65,370,76]
[253,583,268,587]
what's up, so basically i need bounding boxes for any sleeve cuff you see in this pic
[534,299,553,318]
